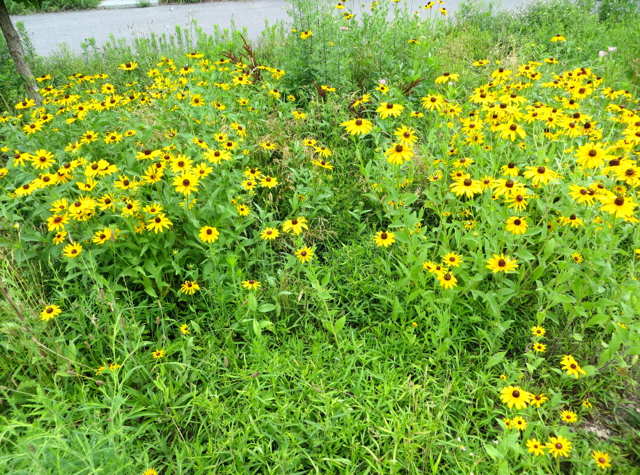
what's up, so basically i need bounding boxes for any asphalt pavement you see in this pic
[11,0,526,57]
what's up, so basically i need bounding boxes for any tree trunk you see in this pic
[0,0,41,106]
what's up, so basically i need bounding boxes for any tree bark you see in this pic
[0,0,41,106]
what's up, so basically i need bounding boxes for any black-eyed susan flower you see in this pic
[600,195,637,218]
[499,386,531,409]
[62,242,82,259]
[314,146,332,157]
[546,435,572,458]
[31,149,55,170]
[575,142,610,168]
[199,226,220,244]
[523,166,560,186]
[592,451,611,470]
[510,416,527,431]
[450,178,482,198]
[384,143,413,165]
[236,204,250,216]
[295,247,314,263]
[443,252,463,267]
[242,280,261,290]
[374,231,395,247]
[180,281,200,295]
[531,326,546,337]
[147,214,173,234]
[173,173,199,195]
[47,213,69,232]
[486,254,519,273]
[571,252,583,263]
[435,72,458,84]
[533,342,546,353]
[376,102,404,119]
[151,349,165,359]
[92,228,112,245]
[260,176,278,188]
[437,272,457,289]
[550,34,566,42]
[53,231,67,245]
[283,217,308,235]
[560,410,578,424]
[179,324,190,335]
[340,118,374,135]
[561,355,587,378]
[526,439,546,456]
[40,304,62,321]
[260,228,279,240]
[506,216,528,235]
[560,214,584,228]
[119,61,138,71]
[530,393,548,407]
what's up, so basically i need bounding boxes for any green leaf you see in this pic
[586,313,609,327]
[334,316,346,334]
[485,351,507,369]
[484,444,503,460]
[258,303,276,313]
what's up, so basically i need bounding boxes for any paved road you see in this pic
[12,0,526,57]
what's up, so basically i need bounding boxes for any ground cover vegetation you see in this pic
[1,0,640,473]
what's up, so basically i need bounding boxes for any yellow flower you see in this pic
[340,118,374,135]
[283,217,308,235]
[486,254,519,273]
[260,176,278,188]
[592,450,611,470]
[526,439,546,456]
[374,231,396,247]
[62,242,82,259]
[506,216,528,235]
[437,272,457,289]
[560,410,578,424]
[376,102,404,119]
[180,281,200,295]
[530,393,548,408]
[260,228,280,240]
[179,324,190,335]
[550,34,566,42]
[561,355,587,378]
[242,280,261,290]
[295,247,315,263]
[199,226,220,244]
[499,386,531,409]
[435,72,459,84]
[151,349,165,359]
[546,435,572,458]
[146,214,173,234]
[40,304,62,321]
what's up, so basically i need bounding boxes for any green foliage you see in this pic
[4,0,100,15]
[1,1,640,474]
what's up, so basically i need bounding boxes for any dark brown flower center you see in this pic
[292,219,298,225]
[301,251,307,256]
[381,233,388,239]
[249,280,255,284]
[506,180,514,188]
[512,390,520,398]
[556,443,563,449]
[514,219,521,225]
[395,145,403,152]
[183,179,190,186]
[537,166,546,174]
[615,197,625,206]
[498,259,506,267]
[444,273,452,281]
[355,119,362,126]
[463,179,472,186]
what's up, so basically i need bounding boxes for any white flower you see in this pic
[608,46,617,52]
[599,51,608,58]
